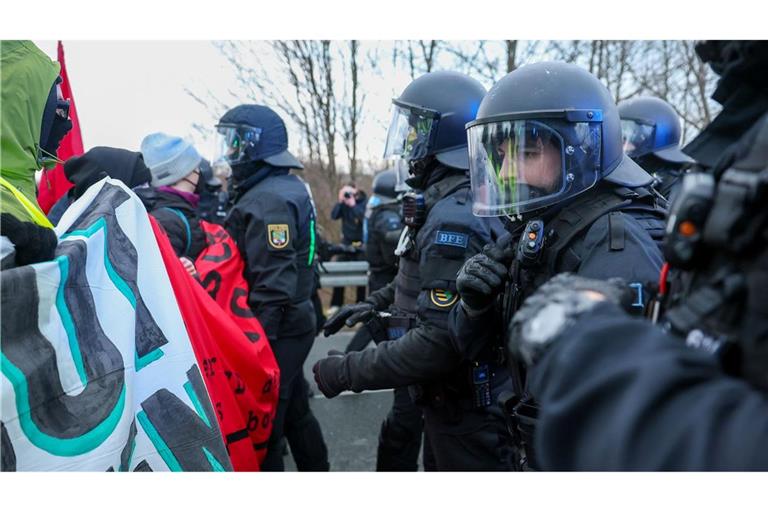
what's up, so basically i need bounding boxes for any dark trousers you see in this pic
[376,386,424,471]
[284,375,330,471]
[261,327,329,471]
[421,403,516,471]
[330,252,367,307]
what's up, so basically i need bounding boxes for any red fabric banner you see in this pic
[150,216,280,471]
[38,41,84,213]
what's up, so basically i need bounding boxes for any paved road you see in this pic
[284,330,396,471]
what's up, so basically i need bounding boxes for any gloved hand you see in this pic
[312,350,350,398]
[0,213,57,266]
[507,273,632,367]
[456,234,515,316]
[322,302,375,336]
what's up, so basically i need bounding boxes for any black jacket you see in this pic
[338,167,505,392]
[528,110,768,471]
[530,301,768,470]
[225,168,317,342]
[331,193,367,244]
[135,187,207,261]
[364,201,402,280]
[449,184,666,365]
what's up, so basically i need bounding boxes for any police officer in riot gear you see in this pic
[504,41,768,471]
[217,104,329,471]
[345,168,404,353]
[450,61,668,469]
[314,71,512,470]
[618,96,695,199]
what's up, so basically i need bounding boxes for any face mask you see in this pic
[38,78,72,169]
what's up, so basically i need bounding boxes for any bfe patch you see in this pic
[267,224,290,250]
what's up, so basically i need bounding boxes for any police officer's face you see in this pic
[497,137,562,192]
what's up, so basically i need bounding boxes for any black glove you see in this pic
[312,350,350,398]
[456,234,515,315]
[322,302,375,336]
[0,213,57,266]
[507,273,632,367]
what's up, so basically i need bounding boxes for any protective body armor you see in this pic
[658,113,768,390]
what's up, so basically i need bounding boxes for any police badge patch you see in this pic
[267,224,290,249]
[430,289,458,308]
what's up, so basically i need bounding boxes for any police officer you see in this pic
[216,104,329,471]
[345,168,403,353]
[618,96,695,199]
[314,71,513,471]
[504,41,768,471]
[450,61,668,469]
[196,158,229,225]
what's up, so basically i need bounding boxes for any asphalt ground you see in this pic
[283,330,398,471]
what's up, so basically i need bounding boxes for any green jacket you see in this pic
[0,40,59,222]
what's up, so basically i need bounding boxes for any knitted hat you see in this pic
[140,132,202,186]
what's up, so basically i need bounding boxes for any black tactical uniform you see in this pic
[217,104,329,472]
[315,71,514,470]
[513,42,768,470]
[451,61,668,470]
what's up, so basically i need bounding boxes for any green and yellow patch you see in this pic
[430,289,458,308]
[267,224,289,249]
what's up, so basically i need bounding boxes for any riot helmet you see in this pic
[383,71,486,174]
[618,96,694,164]
[213,104,303,178]
[466,61,652,217]
[372,168,398,200]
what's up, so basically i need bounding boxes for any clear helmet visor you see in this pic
[621,119,656,158]
[213,124,262,165]
[383,104,437,162]
[468,119,601,217]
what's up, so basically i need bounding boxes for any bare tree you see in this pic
[439,41,540,85]
[393,40,443,79]
[205,40,375,186]
[340,40,363,180]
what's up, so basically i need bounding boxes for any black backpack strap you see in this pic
[608,211,626,251]
[162,207,192,257]
[544,189,631,275]
[544,185,669,274]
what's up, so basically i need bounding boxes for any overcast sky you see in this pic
[34,40,417,174]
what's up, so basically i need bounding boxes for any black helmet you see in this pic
[618,96,694,164]
[372,168,398,199]
[466,61,652,217]
[383,71,486,170]
[214,104,303,170]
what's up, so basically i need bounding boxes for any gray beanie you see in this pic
[140,132,202,186]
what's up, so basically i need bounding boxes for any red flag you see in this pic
[37,41,85,213]
[150,216,280,471]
